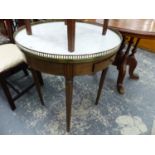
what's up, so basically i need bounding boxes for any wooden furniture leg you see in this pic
[128,38,140,80]
[113,35,126,68]
[36,71,44,86]
[23,68,29,76]
[67,19,75,52]
[117,37,134,94]
[95,68,108,105]
[102,19,109,35]
[65,64,73,132]
[4,20,14,43]
[0,77,16,110]
[30,69,44,105]
[24,19,32,35]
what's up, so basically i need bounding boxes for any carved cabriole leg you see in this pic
[113,35,126,68]
[0,76,16,110]
[117,37,134,94]
[95,68,108,105]
[65,64,74,132]
[30,68,44,105]
[128,38,140,80]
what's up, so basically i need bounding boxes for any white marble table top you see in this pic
[15,21,122,60]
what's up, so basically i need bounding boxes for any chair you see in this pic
[0,20,44,110]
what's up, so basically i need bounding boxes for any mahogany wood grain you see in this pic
[24,19,32,35]
[67,19,75,52]
[102,19,109,35]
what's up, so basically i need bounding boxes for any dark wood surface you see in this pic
[81,19,155,38]
[108,19,155,39]
[66,20,75,52]
[25,19,32,35]
[0,19,14,43]
[102,19,109,35]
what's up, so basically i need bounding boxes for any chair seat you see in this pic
[0,34,10,45]
[0,44,26,73]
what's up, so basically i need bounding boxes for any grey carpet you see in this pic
[0,48,155,134]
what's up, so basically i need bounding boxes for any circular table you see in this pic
[96,19,155,94]
[14,21,122,132]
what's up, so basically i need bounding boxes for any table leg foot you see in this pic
[128,54,139,80]
[130,73,139,80]
[117,84,125,94]
[95,68,108,105]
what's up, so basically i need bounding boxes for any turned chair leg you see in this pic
[95,68,108,105]
[0,77,16,110]
[30,69,44,106]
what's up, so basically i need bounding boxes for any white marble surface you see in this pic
[15,22,121,56]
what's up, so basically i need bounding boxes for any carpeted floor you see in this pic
[0,48,155,135]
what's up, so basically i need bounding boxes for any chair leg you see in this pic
[0,77,16,110]
[23,68,29,76]
[30,69,44,105]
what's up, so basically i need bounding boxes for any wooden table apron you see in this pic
[14,21,122,131]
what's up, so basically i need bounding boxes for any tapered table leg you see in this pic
[65,76,73,132]
[95,68,108,105]
[65,64,73,132]
[36,71,44,86]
